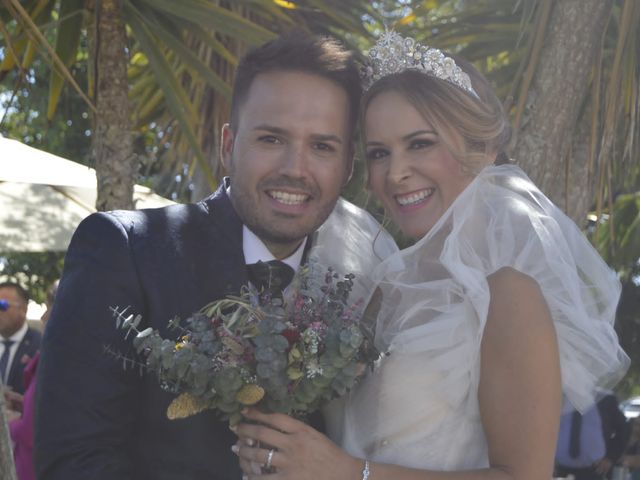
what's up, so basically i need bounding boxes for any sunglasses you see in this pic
[0,300,13,311]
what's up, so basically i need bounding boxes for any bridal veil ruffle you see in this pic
[323,165,629,469]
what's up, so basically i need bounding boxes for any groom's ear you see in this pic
[220,123,234,172]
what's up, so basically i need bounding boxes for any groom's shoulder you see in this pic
[76,189,227,242]
[105,199,208,230]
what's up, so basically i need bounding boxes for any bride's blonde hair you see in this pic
[361,58,512,174]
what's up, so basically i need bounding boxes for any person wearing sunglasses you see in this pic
[0,282,41,395]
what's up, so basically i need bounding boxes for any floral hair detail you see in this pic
[362,30,478,98]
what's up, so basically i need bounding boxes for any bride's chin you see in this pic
[393,217,432,239]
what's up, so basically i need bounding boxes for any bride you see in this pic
[232,32,629,479]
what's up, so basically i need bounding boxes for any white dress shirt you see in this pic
[242,225,306,272]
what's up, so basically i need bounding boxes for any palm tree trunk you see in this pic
[92,0,135,211]
[566,105,600,223]
[512,0,613,223]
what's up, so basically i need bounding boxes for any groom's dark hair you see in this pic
[229,29,361,135]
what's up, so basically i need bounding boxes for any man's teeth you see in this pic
[396,188,434,206]
[268,190,309,205]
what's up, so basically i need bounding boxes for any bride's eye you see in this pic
[366,148,388,161]
[409,138,435,150]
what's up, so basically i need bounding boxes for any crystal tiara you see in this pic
[361,31,478,98]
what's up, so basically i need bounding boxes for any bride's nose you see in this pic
[387,155,411,184]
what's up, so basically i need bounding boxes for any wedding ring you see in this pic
[265,448,275,469]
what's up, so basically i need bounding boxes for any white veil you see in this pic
[318,167,628,469]
[308,196,399,311]
[370,164,629,412]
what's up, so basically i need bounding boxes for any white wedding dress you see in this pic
[323,165,629,470]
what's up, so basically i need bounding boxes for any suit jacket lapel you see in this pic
[199,180,249,295]
[7,328,39,390]
[203,178,244,253]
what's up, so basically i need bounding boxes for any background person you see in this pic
[8,280,58,480]
[621,418,640,480]
[0,282,41,396]
[555,392,631,480]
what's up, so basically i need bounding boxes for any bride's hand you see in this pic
[234,436,263,477]
[232,408,362,480]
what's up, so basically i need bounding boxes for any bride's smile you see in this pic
[364,90,473,239]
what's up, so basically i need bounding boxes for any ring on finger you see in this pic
[265,448,275,470]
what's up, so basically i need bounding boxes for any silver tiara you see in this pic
[362,31,478,98]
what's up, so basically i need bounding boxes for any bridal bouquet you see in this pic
[110,263,377,425]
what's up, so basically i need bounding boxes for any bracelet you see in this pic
[361,459,370,480]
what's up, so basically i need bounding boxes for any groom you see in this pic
[34,30,364,479]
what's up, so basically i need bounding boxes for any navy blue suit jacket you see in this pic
[35,184,250,479]
[5,326,41,394]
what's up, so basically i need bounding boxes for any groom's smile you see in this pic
[221,70,352,258]
[266,190,309,206]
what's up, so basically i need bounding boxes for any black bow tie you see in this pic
[246,260,295,297]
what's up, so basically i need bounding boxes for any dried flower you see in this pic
[235,384,265,405]
[110,262,378,425]
[167,393,209,420]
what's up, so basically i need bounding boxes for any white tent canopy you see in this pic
[0,135,174,252]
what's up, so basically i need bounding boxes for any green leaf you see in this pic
[133,4,232,100]
[286,366,303,380]
[136,0,276,46]
[19,0,55,69]
[305,0,369,34]
[176,22,238,67]
[0,33,29,72]
[124,1,216,189]
[136,327,153,338]
[47,0,84,119]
